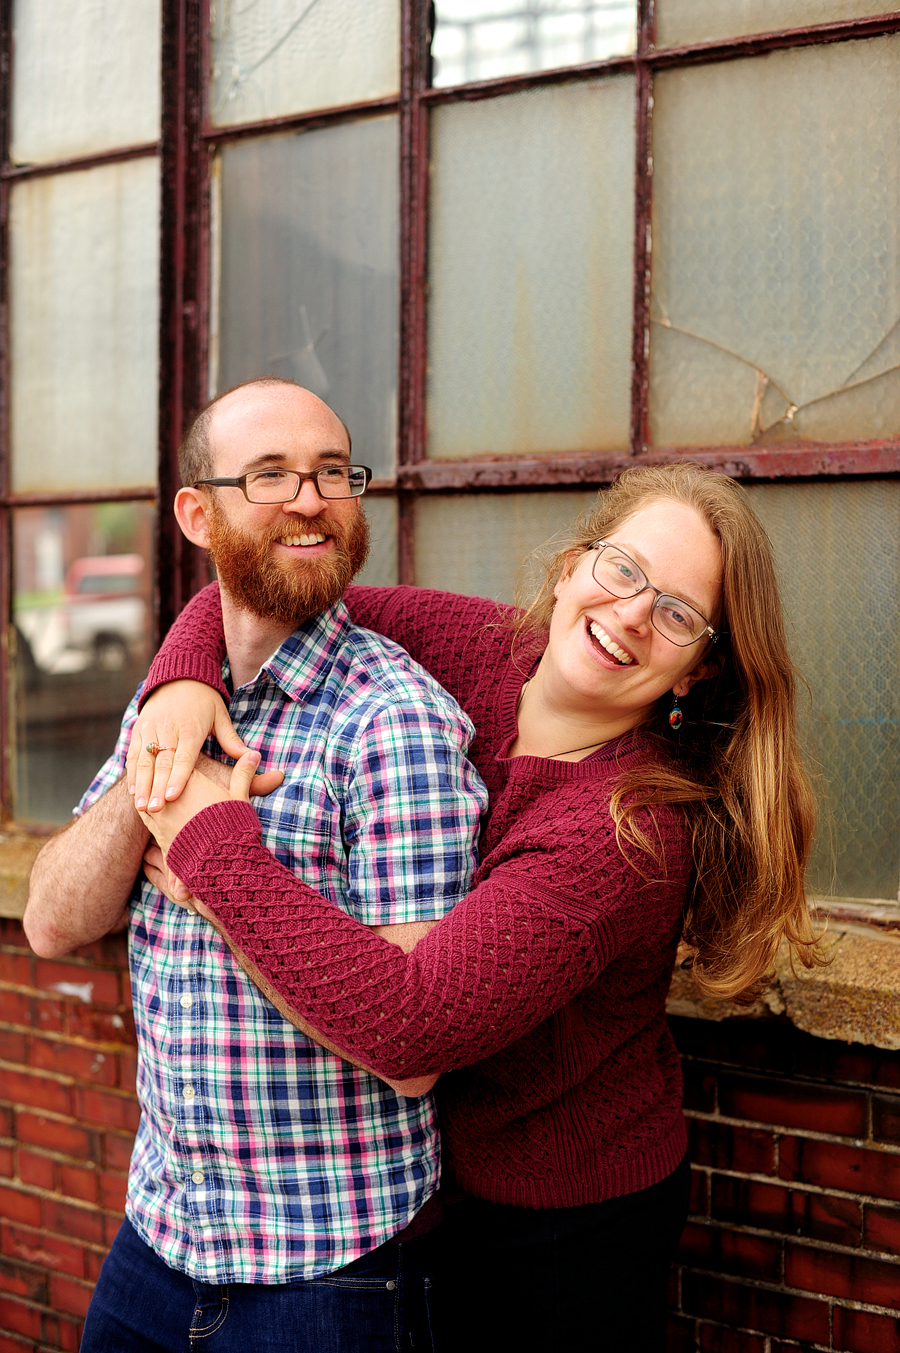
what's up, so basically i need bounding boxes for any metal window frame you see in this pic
[0,0,898,820]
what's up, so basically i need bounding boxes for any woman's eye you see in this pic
[662,603,692,631]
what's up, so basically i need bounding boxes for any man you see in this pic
[25,379,486,1352]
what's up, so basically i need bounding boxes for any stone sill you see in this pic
[3,835,899,1051]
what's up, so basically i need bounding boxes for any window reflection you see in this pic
[14,502,154,825]
[431,0,636,87]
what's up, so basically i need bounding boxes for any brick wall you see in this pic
[0,917,137,1353]
[669,1014,900,1353]
[3,912,900,1351]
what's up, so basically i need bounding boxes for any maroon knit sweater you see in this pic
[147,583,692,1208]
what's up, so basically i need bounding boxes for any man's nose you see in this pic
[283,476,326,515]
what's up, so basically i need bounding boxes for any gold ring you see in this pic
[146,743,175,757]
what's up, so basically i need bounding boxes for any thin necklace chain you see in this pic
[515,681,606,760]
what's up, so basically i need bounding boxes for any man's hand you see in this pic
[137,750,261,861]
[142,842,196,908]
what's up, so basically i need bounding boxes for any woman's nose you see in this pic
[614,588,655,629]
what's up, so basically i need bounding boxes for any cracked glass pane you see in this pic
[214,117,399,480]
[9,161,160,492]
[649,35,900,448]
[427,77,634,458]
[746,480,900,903]
[11,0,161,163]
[656,0,891,50]
[209,0,399,126]
[431,0,636,87]
[414,490,602,600]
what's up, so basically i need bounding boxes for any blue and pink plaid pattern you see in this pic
[79,600,486,1283]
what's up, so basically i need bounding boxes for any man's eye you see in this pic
[253,470,288,482]
[319,466,348,480]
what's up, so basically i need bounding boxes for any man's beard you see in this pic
[206,501,370,628]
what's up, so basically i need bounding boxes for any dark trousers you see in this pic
[437,1154,691,1352]
[80,1216,442,1352]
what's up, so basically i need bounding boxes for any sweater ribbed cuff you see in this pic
[167,798,262,889]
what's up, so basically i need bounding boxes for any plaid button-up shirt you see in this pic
[79,600,486,1283]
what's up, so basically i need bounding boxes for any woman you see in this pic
[129,463,821,1350]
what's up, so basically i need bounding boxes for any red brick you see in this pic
[0,1185,40,1228]
[0,1106,11,1137]
[0,1146,12,1179]
[780,1136,900,1203]
[0,1257,47,1303]
[865,1203,900,1256]
[785,1241,900,1308]
[0,1329,34,1353]
[32,994,65,1033]
[48,1274,93,1319]
[0,1068,71,1117]
[667,1314,697,1352]
[699,1327,767,1352]
[874,1095,900,1147]
[681,1272,829,1343]
[0,1222,86,1279]
[15,1113,97,1162]
[832,1304,900,1352]
[119,1049,138,1090]
[0,1294,41,1339]
[41,1198,104,1247]
[0,988,32,1027]
[0,1030,27,1063]
[688,1119,776,1176]
[103,1130,134,1172]
[690,1168,708,1216]
[0,953,32,986]
[84,1245,107,1282]
[28,1037,118,1087]
[33,961,120,1009]
[682,1065,717,1114]
[16,1148,55,1191]
[712,1175,861,1247]
[98,1169,127,1212]
[718,1073,868,1137]
[72,1086,139,1133]
[58,1163,98,1205]
[55,1312,85,1352]
[677,1221,782,1282]
[66,1004,135,1044]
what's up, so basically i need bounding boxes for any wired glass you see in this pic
[590,541,719,647]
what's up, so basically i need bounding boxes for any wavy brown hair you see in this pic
[517,462,823,1003]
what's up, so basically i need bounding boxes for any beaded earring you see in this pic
[669,694,683,732]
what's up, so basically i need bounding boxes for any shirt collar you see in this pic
[228,600,352,704]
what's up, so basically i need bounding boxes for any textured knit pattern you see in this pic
[149,583,693,1209]
[81,600,486,1280]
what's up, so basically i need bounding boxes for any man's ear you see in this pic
[174,487,213,548]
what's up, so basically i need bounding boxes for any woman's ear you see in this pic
[673,650,723,697]
[553,550,585,600]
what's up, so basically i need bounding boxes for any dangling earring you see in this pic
[669,694,683,732]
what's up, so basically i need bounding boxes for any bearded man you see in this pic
[25,379,486,1353]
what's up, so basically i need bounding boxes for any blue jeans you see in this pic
[80,1217,442,1352]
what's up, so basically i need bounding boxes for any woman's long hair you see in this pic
[516,462,823,1003]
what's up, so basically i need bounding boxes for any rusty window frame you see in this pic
[0,1,898,820]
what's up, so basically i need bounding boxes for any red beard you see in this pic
[206,502,370,628]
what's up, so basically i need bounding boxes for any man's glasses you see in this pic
[194,465,373,502]
[589,541,719,648]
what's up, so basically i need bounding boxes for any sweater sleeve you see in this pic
[138,582,228,709]
[165,795,680,1080]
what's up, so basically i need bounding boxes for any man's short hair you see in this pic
[178,378,352,487]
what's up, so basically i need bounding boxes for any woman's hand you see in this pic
[127,681,276,811]
[137,749,261,861]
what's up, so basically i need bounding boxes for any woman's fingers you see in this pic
[229,750,261,802]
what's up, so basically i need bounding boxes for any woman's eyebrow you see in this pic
[617,541,708,614]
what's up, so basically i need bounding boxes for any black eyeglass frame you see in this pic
[589,541,720,648]
[193,465,373,502]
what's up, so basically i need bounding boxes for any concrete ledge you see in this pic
[668,901,900,1051]
[0,829,49,919]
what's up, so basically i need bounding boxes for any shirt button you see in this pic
[386,1280,396,1291]
[180,995,193,1009]
[183,1085,196,1100]
[191,1170,205,1184]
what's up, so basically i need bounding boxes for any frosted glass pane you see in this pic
[432,0,636,86]
[209,0,399,126]
[649,37,900,448]
[11,0,161,163]
[13,502,155,825]
[356,496,398,587]
[414,489,601,601]
[428,78,634,458]
[656,0,890,49]
[10,160,160,492]
[215,118,398,480]
[746,480,900,903]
